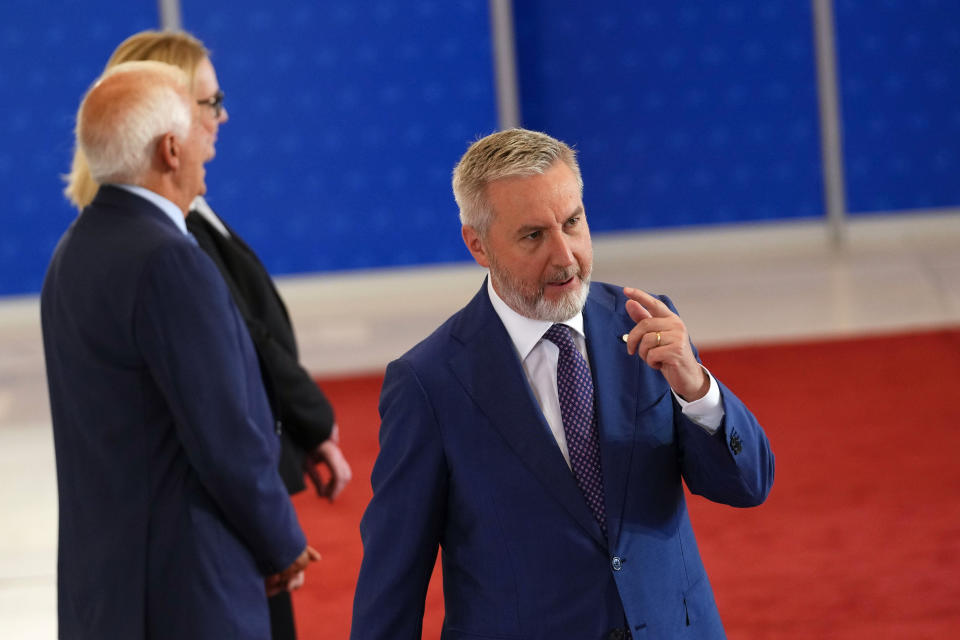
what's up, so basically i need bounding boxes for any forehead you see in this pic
[192,57,218,95]
[486,162,582,225]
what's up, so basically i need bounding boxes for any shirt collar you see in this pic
[190,195,231,237]
[486,274,585,361]
[111,184,188,236]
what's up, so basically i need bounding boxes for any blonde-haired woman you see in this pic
[65,31,219,209]
[66,30,351,640]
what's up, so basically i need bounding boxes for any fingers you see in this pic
[325,474,348,502]
[630,327,675,367]
[624,287,672,318]
[288,545,320,574]
[265,576,286,598]
[623,288,680,355]
[621,287,708,398]
[624,315,676,356]
[285,571,305,591]
[304,464,325,496]
[265,570,305,597]
[624,298,652,324]
[313,441,353,502]
[327,451,352,502]
[265,546,322,597]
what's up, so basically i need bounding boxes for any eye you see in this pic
[565,216,580,227]
[523,230,542,240]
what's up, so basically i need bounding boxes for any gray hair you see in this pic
[452,128,583,237]
[77,60,192,186]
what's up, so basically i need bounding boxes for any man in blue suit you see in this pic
[351,129,774,639]
[41,61,318,639]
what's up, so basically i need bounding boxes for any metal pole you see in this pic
[157,0,183,31]
[812,0,847,248]
[489,0,521,130]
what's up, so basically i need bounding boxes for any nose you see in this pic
[219,106,229,123]
[547,231,576,269]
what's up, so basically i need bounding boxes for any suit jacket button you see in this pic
[275,419,283,435]
[611,556,622,571]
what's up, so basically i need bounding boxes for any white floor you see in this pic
[1,212,959,638]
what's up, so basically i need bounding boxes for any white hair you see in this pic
[77,61,192,185]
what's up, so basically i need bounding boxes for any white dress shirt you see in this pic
[486,277,724,469]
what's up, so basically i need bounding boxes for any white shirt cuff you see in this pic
[672,366,724,433]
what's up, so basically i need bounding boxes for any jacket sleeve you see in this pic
[661,295,775,508]
[675,383,775,507]
[133,240,306,574]
[351,358,448,639]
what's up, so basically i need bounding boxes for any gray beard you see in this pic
[489,260,592,323]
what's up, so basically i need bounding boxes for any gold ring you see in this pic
[655,331,662,347]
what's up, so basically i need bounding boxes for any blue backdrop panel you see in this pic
[184,1,497,275]
[513,1,824,231]
[0,1,156,296]
[835,0,960,214]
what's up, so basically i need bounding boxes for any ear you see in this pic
[157,133,181,172]
[461,225,490,268]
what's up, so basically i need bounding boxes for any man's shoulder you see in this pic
[397,304,467,366]
[393,284,491,369]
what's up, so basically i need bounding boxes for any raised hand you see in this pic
[622,287,709,401]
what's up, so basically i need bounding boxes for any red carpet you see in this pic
[291,328,960,639]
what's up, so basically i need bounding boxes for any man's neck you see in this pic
[137,174,191,217]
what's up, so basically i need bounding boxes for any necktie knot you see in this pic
[543,323,576,354]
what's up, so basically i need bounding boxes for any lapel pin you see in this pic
[620,333,629,343]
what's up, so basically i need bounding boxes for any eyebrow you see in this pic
[516,224,546,236]
[515,207,585,236]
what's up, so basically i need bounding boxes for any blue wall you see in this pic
[835,0,960,213]
[514,1,823,230]
[2,1,959,297]
[185,0,497,274]
[1,0,157,296]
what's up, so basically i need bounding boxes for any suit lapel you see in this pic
[448,285,607,547]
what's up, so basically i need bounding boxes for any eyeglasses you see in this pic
[197,90,225,118]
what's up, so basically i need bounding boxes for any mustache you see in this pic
[544,265,581,285]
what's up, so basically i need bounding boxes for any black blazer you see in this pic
[186,204,335,493]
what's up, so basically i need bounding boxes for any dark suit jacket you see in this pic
[41,186,306,639]
[351,281,774,640]
[186,206,335,493]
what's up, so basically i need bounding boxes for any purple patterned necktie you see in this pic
[543,324,607,536]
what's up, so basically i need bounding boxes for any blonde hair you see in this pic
[452,128,582,237]
[64,30,209,209]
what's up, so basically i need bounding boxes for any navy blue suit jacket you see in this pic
[41,186,306,639]
[351,281,774,640]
